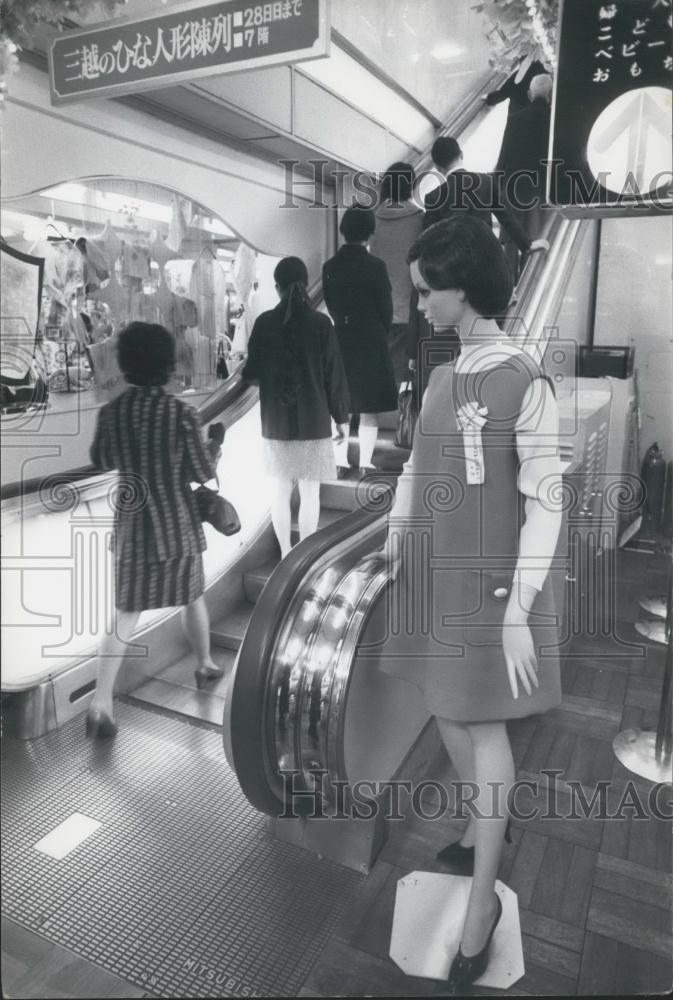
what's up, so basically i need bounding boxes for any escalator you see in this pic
[226,211,604,831]
[2,81,504,740]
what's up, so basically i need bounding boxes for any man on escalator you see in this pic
[423,136,549,253]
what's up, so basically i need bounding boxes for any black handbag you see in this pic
[216,341,229,380]
[194,473,240,536]
[395,379,417,450]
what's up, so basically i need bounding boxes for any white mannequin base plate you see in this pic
[389,872,524,989]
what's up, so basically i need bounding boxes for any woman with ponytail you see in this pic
[242,257,350,558]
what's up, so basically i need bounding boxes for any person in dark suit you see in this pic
[495,74,553,240]
[423,136,548,254]
[322,206,398,476]
[87,322,224,738]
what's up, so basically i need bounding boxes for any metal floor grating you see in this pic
[1,702,365,998]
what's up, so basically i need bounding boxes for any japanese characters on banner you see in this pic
[549,0,672,213]
[48,0,329,104]
[591,0,671,85]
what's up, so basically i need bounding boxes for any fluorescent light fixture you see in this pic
[430,42,465,60]
[40,182,88,202]
[298,44,431,149]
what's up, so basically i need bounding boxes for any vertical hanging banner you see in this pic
[48,0,330,105]
[549,0,672,215]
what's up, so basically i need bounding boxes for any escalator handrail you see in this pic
[229,502,386,815]
[0,370,255,505]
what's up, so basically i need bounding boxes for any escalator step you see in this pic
[243,559,280,603]
[157,648,236,697]
[129,678,225,727]
[320,481,361,512]
[210,601,256,650]
[290,505,345,545]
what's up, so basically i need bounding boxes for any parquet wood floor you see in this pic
[303,549,672,997]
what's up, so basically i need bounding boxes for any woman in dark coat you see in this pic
[486,55,550,172]
[87,322,224,738]
[322,206,398,475]
[242,256,350,558]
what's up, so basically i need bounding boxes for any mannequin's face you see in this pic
[410,260,466,330]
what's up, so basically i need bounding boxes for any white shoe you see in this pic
[635,619,667,644]
[638,594,667,619]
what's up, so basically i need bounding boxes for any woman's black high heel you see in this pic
[436,819,512,870]
[85,709,118,740]
[194,666,224,691]
[442,893,503,995]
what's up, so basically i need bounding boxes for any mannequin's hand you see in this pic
[502,618,539,698]
[408,358,417,372]
[381,533,402,581]
[529,238,550,253]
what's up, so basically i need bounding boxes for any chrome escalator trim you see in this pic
[228,503,386,815]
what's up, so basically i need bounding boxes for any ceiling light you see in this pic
[431,42,465,60]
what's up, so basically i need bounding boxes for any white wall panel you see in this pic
[2,65,329,275]
[594,215,673,462]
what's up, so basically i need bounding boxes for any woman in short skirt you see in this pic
[242,256,350,558]
[87,322,224,739]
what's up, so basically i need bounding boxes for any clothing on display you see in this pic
[87,335,126,399]
[35,239,84,307]
[120,241,151,281]
[89,220,122,271]
[166,195,190,253]
[168,294,199,334]
[76,237,110,292]
[150,230,176,270]
[93,272,127,320]
[189,252,217,342]
[213,261,230,337]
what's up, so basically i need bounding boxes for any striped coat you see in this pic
[90,386,216,564]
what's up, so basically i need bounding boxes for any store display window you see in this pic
[0,179,279,415]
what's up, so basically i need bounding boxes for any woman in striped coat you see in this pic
[86,322,223,738]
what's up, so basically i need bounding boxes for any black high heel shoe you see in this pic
[85,709,118,740]
[436,819,512,871]
[194,665,224,691]
[443,893,503,995]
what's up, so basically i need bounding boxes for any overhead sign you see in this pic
[48,0,330,105]
[549,0,672,215]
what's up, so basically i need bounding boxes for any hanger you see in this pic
[29,219,76,254]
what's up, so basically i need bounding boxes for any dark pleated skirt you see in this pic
[115,544,204,611]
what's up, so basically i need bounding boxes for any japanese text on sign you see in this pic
[48,0,328,104]
[592,0,672,84]
[66,2,304,83]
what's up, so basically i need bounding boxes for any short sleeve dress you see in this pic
[389,343,564,722]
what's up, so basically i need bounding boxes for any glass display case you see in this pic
[0,178,280,417]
